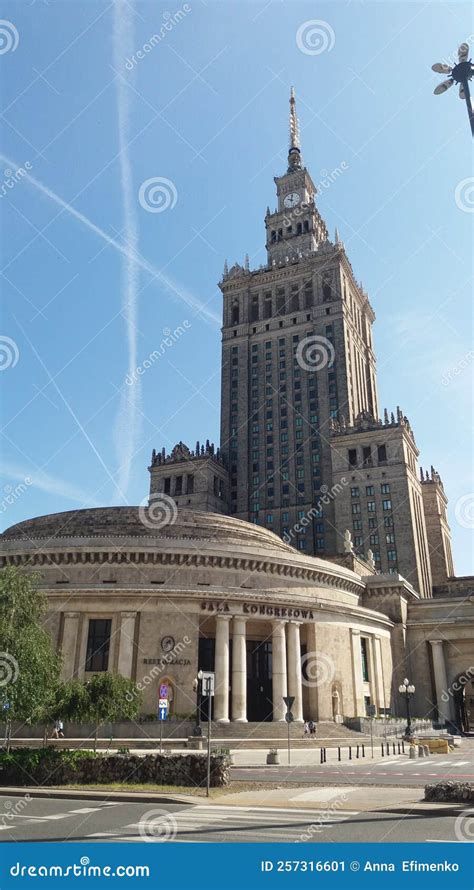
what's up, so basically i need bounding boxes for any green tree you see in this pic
[66,673,141,750]
[0,567,61,748]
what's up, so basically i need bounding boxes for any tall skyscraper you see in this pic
[219,90,378,557]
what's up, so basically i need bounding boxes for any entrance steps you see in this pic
[198,721,369,749]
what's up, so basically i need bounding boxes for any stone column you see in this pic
[231,617,247,722]
[350,629,365,716]
[214,615,230,722]
[60,612,80,680]
[272,620,288,721]
[287,621,303,722]
[117,612,137,679]
[429,639,452,724]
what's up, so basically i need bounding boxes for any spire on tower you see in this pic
[288,87,303,172]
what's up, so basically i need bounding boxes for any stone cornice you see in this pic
[0,545,365,595]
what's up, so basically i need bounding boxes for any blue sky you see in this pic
[1,0,472,574]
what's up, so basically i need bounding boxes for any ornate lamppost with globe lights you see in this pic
[398,678,416,740]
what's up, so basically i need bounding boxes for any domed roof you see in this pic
[0,506,295,556]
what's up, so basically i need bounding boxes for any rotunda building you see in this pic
[0,506,396,724]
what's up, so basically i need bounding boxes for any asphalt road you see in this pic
[0,796,469,843]
[232,747,474,787]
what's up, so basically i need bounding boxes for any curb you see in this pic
[373,804,471,816]
[0,787,199,806]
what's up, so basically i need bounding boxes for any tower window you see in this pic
[163,477,171,494]
[304,281,313,309]
[174,476,183,496]
[303,219,309,233]
[377,444,387,464]
[186,474,194,494]
[271,230,276,243]
[231,300,240,324]
[264,293,272,319]
[362,446,372,467]
[296,222,302,235]
[251,296,259,321]
[323,283,332,300]
[348,449,357,467]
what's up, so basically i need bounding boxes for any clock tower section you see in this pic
[266,88,328,264]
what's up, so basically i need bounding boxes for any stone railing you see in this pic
[344,717,433,737]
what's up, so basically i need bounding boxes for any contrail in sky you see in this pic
[0,151,221,326]
[113,0,142,495]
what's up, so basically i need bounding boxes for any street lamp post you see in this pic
[432,41,474,137]
[192,672,203,737]
[398,678,416,740]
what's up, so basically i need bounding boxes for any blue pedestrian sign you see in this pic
[159,706,168,721]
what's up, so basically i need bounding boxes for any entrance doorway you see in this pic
[246,639,273,721]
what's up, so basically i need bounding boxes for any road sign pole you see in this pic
[287,712,290,765]
[283,696,295,766]
[206,677,212,798]
[160,716,163,754]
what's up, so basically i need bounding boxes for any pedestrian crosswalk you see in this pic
[0,802,126,833]
[87,804,360,843]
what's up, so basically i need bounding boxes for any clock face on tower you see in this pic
[283,192,301,208]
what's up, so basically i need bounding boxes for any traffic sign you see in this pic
[159,698,168,710]
[158,706,168,721]
[283,696,295,709]
[199,671,215,697]
[159,684,168,699]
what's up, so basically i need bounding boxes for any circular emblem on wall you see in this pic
[161,635,175,653]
